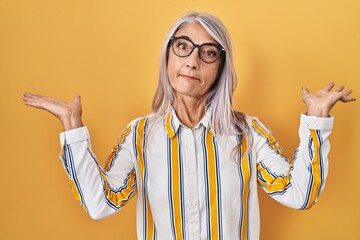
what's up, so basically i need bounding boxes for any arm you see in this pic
[255,82,355,209]
[254,115,332,209]
[23,93,137,219]
[60,125,136,220]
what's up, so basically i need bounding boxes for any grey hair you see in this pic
[151,11,252,155]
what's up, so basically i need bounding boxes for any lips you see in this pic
[179,74,200,80]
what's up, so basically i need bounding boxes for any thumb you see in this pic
[302,86,310,95]
[72,95,81,104]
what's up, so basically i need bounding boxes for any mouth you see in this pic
[179,74,200,81]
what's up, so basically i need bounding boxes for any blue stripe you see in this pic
[245,154,251,239]
[66,145,88,212]
[202,128,211,238]
[106,129,132,171]
[133,122,139,161]
[267,182,292,196]
[213,136,223,240]
[316,130,324,199]
[300,134,316,210]
[143,119,156,239]
[87,148,106,175]
[236,135,244,240]
[251,124,286,159]
[259,161,280,179]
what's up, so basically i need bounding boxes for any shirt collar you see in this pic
[164,107,214,139]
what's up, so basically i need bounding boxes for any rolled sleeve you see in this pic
[60,126,90,145]
[300,113,334,130]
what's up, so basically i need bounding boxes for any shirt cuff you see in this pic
[60,126,90,145]
[300,113,334,130]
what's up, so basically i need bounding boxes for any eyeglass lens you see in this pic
[172,38,222,63]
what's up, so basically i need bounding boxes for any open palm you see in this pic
[23,93,83,130]
[302,82,356,117]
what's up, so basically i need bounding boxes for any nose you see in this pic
[185,47,200,70]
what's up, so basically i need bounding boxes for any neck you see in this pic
[173,94,206,128]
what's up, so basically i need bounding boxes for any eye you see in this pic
[178,43,188,50]
[175,39,191,51]
[205,50,216,57]
[201,45,219,59]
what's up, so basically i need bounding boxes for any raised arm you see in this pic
[23,93,137,220]
[255,83,355,209]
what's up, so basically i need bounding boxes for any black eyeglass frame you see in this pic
[169,36,226,64]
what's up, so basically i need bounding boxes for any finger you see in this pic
[342,89,352,96]
[340,89,356,102]
[333,85,345,92]
[341,96,357,102]
[72,95,81,104]
[23,93,51,101]
[24,100,45,109]
[323,82,335,91]
[302,86,310,95]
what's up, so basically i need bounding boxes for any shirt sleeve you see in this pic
[59,124,136,220]
[253,113,333,209]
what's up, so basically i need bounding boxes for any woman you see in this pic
[23,11,355,240]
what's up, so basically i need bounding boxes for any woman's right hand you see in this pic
[23,93,84,131]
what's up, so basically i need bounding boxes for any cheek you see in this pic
[203,65,221,87]
[167,54,180,81]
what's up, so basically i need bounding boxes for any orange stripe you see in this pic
[205,130,219,239]
[240,138,250,239]
[135,119,155,238]
[304,129,321,209]
[257,164,292,193]
[252,120,287,159]
[102,171,136,207]
[165,112,176,138]
[104,125,132,171]
[171,134,183,239]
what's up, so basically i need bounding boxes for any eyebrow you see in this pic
[175,35,192,41]
[174,35,218,45]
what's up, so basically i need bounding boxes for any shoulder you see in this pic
[237,112,273,134]
[126,113,155,128]
[125,113,165,135]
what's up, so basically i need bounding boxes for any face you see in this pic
[167,23,222,100]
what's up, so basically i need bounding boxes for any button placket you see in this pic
[183,128,201,239]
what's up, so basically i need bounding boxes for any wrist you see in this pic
[305,106,330,117]
[61,116,83,131]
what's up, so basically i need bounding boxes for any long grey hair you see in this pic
[151,11,252,155]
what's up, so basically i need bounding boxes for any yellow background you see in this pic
[1,0,359,239]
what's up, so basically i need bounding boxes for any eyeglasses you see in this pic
[169,36,225,64]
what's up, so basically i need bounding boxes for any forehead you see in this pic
[174,23,217,44]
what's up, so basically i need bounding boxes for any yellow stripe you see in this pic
[205,130,219,239]
[240,138,250,239]
[69,179,81,202]
[171,134,183,239]
[304,129,321,209]
[104,125,132,171]
[256,164,292,193]
[252,120,287,159]
[165,111,176,138]
[252,119,292,193]
[135,119,155,238]
[102,171,136,207]
[136,119,146,178]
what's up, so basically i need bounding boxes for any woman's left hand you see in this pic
[302,82,356,117]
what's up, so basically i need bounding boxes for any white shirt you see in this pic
[59,109,333,240]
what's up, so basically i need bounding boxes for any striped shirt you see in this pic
[59,109,333,240]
